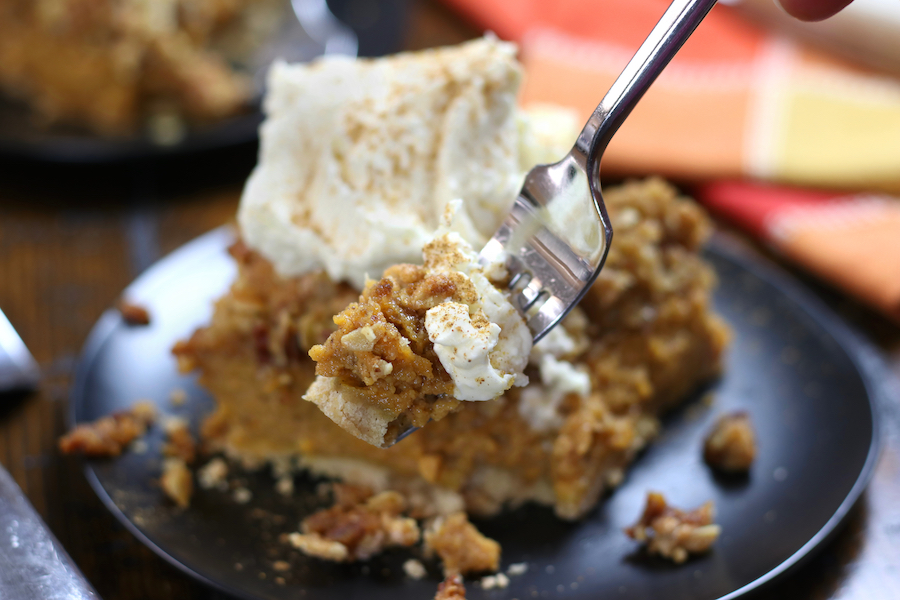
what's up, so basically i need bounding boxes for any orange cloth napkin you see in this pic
[697,182,900,322]
[444,0,900,191]
[443,0,900,322]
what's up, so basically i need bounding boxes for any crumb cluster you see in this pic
[625,492,721,563]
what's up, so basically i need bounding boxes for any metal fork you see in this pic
[478,0,718,342]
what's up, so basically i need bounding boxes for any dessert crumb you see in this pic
[704,412,756,472]
[289,489,419,562]
[118,300,151,325]
[160,458,193,508]
[480,572,509,589]
[424,512,500,576]
[198,458,229,490]
[275,576,286,586]
[169,388,188,406]
[507,562,528,576]
[272,560,290,572]
[625,492,720,563]
[403,558,427,580]
[435,574,467,600]
[59,401,156,457]
[162,418,196,464]
[233,487,253,504]
[276,475,294,496]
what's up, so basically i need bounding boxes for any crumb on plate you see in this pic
[198,457,229,490]
[704,411,756,472]
[288,487,420,562]
[162,417,196,464]
[161,458,193,508]
[118,300,151,325]
[480,572,509,589]
[435,574,467,600]
[403,558,427,580]
[424,512,500,576]
[59,400,156,457]
[625,492,720,563]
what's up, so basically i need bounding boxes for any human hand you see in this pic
[777,0,854,21]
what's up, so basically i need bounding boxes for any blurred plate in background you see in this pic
[0,0,408,164]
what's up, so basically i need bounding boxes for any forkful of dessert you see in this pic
[303,0,719,448]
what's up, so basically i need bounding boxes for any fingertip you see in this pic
[775,0,853,22]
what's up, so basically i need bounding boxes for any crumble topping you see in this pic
[625,492,721,563]
[424,512,501,576]
[434,574,467,600]
[58,401,156,457]
[704,412,756,472]
[288,485,420,562]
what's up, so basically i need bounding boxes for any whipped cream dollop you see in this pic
[238,36,579,289]
[422,229,531,401]
[517,321,592,432]
[239,37,524,289]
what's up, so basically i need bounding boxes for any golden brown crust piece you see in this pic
[704,412,756,472]
[434,574,467,600]
[424,512,500,576]
[625,492,721,563]
[306,262,467,446]
[58,400,156,457]
[288,485,420,562]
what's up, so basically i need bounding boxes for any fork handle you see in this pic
[574,0,718,165]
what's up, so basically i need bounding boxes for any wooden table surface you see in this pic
[0,2,898,598]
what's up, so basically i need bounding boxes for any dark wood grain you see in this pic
[0,1,897,598]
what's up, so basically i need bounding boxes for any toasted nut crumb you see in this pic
[704,412,756,472]
[118,300,151,325]
[625,492,720,563]
[59,401,156,457]
[434,574,467,600]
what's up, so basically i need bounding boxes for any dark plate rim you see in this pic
[69,227,885,600]
[0,110,264,164]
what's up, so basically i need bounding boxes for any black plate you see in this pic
[71,228,881,600]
